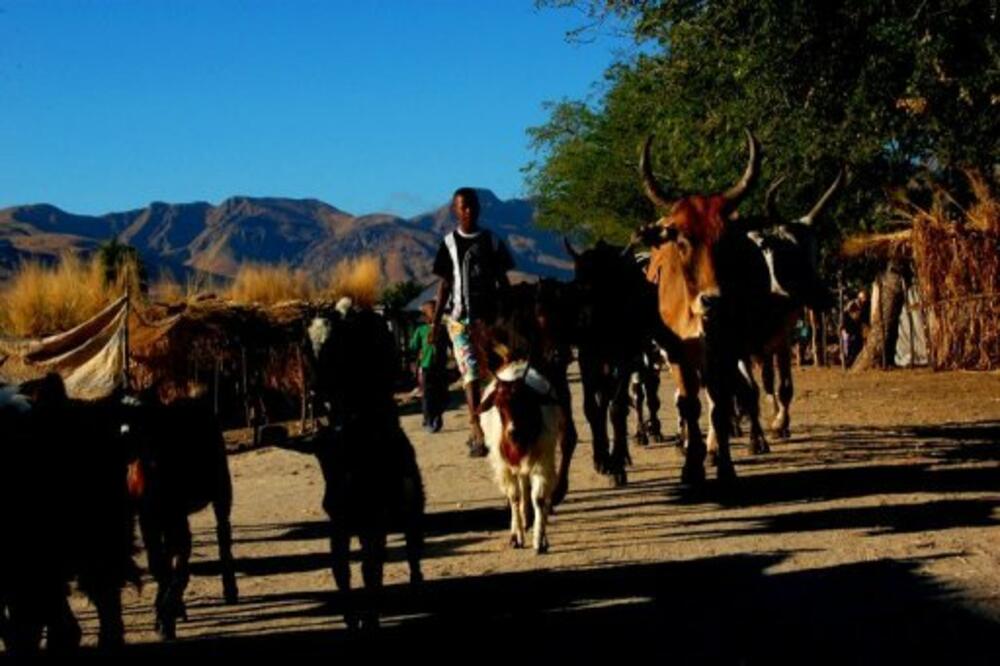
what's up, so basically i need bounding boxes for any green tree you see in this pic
[98,237,148,293]
[379,280,424,313]
[528,0,1000,267]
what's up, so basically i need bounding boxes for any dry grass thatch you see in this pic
[840,229,913,260]
[325,255,381,308]
[904,171,999,370]
[226,263,314,305]
[0,252,140,337]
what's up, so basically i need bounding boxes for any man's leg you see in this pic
[447,318,488,455]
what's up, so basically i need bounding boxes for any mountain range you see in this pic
[0,189,573,286]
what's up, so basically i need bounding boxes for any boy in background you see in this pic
[410,299,447,432]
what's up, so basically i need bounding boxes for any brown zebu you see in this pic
[636,130,777,485]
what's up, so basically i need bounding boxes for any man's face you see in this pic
[452,195,476,231]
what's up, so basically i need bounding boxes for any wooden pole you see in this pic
[297,345,307,434]
[213,357,221,415]
[838,272,846,371]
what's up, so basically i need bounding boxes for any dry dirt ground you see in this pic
[71,366,1000,662]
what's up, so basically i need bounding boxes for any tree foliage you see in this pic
[527,0,1000,268]
[379,280,424,313]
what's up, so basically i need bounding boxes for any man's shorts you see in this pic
[446,317,489,386]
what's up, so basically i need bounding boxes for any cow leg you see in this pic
[705,392,719,467]
[630,371,648,447]
[644,367,665,443]
[582,370,611,474]
[551,370,577,507]
[530,472,551,554]
[673,388,687,447]
[761,354,779,419]
[673,362,706,485]
[736,359,769,455]
[358,528,386,630]
[44,591,82,654]
[608,372,631,486]
[772,345,793,439]
[704,357,737,484]
[212,500,239,605]
[505,470,525,548]
[157,515,192,640]
[401,475,424,585]
[90,585,124,651]
[5,589,46,655]
[139,510,175,639]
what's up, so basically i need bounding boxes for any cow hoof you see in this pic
[155,616,176,641]
[706,450,719,467]
[717,460,738,484]
[612,468,628,487]
[410,569,424,585]
[680,463,705,486]
[552,476,569,506]
[510,534,524,548]
[535,540,549,555]
[593,457,611,475]
[749,437,770,455]
[634,431,649,447]
[778,427,791,440]
[650,430,667,445]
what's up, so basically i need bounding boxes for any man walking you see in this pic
[429,188,514,457]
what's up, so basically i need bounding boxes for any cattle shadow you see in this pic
[671,497,1000,542]
[232,507,509,546]
[112,552,999,663]
[190,534,485,579]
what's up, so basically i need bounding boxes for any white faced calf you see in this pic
[479,362,565,554]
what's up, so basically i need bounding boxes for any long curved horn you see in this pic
[563,236,580,260]
[800,167,845,226]
[639,135,675,210]
[764,175,787,222]
[721,128,760,203]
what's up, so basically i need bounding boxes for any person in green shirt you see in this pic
[410,300,447,432]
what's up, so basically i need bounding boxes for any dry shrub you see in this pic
[905,171,1000,370]
[324,256,381,308]
[840,229,913,261]
[226,263,313,305]
[0,252,112,336]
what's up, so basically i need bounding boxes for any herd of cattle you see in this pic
[0,131,843,651]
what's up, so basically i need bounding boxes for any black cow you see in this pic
[565,240,674,486]
[125,389,239,640]
[304,301,425,631]
[0,375,138,654]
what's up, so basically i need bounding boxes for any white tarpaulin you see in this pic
[0,295,128,400]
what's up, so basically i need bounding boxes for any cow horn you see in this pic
[721,128,760,203]
[563,236,580,260]
[639,135,675,210]
[764,175,787,222]
[800,166,845,226]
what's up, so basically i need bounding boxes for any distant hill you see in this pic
[0,189,573,286]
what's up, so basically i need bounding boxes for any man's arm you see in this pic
[429,279,451,344]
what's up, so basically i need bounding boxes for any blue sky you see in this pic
[0,1,632,217]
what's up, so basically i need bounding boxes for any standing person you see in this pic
[410,299,447,433]
[429,188,514,457]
